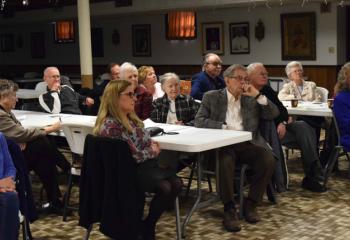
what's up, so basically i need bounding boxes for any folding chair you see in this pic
[79,135,182,240]
[61,123,94,221]
[323,109,350,187]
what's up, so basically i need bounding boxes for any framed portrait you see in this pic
[132,24,151,57]
[0,34,14,52]
[281,12,316,60]
[229,22,250,54]
[30,32,45,59]
[201,22,224,55]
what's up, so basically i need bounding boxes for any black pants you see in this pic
[23,136,62,202]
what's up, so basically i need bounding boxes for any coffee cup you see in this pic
[327,99,334,108]
[291,99,298,108]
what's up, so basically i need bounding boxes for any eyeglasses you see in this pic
[49,75,60,79]
[227,75,249,82]
[258,72,268,77]
[207,61,222,67]
[120,92,137,98]
[292,69,303,74]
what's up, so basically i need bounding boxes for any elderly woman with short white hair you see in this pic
[150,72,199,125]
[278,61,321,102]
[119,62,153,120]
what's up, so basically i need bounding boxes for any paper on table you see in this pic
[143,118,191,132]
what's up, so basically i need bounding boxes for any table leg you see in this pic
[181,152,203,238]
[175,196,183,240]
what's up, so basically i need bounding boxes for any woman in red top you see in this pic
[119,62,153,120]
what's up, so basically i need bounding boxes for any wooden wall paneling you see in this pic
[0,64,338,93]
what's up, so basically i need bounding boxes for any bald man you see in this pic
[39,67,94,114]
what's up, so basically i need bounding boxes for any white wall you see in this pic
[0,2,344,66]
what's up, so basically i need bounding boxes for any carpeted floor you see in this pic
[25,151,350,240]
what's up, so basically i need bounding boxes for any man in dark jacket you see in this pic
[190,53,225,100]
[39,67,94,114]
[247,62,325,192]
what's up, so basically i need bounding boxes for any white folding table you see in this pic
[13,111,252,239]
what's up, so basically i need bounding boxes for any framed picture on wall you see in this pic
[132,24,151,57]
[229,22,250,54]
[0,34,14,52]
[201,22,224,55]
[281,12,316,60]
[31,32,45,59]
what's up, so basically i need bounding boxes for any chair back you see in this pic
[24,72,39,79]
[180,80,191,95]
[331,108,342,146]
[316,87,329,102]
[61,75,73,87]
[61,123,94,155]
[79,134,140,239]
[35,81,48,93]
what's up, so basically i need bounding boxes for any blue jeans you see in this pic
[0,192,20,240]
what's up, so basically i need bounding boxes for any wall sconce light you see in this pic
[112,29,120,46]
[255,19,265,42]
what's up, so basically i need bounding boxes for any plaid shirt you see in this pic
[150,94,200,124]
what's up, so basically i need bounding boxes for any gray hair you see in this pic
[336,62,350,92]
[119,62,138,79]
[159,72,180,90]
[223,64,246,78]
[43,66,59,77]
[247,62,264,75]
[0,79,18,99]
[285,61,303,77]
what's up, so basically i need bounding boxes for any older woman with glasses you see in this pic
[150,72,199,125]
[150,72,200,171]
[0,79,68,215]
[278,61,321,102]
[333,62,350,152]
[138,66,164,100]
[94,80,182,240]
[278,61,324,143]
[120,62,153,120]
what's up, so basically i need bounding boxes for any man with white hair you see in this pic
[247,62,326,192]
[190,53,225,100]
[195,64,278,232]
[39,67,94,114]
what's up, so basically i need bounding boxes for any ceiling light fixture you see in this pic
[22,0,29,6]
[1,0,6,10]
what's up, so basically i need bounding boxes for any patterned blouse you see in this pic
[98,116,157,163]
[150,94,200,124]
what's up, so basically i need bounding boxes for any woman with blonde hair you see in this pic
[138,66,164,100]
[94,80,182,240]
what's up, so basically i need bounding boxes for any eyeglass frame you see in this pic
[120,91,138,98]
[226,75,249,82]
[205,61,222,67]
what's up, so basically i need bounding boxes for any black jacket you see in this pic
[79,135,142,239]
[6,138,38,223]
